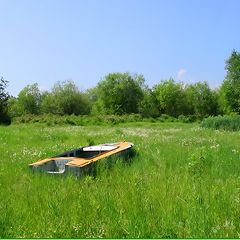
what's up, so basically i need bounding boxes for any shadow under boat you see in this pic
[29,141,134,176]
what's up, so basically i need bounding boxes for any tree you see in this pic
[88,86,105,115]
[0,77,11,124]
[220,50,240,113]
[17,83,41,114]
[7,97,23,117]
[216,85,228,114]
[184,82,218,117]
[138,87,160,117]
[40,80,90,115]
[93,73,145,115]
[153,79,186,117]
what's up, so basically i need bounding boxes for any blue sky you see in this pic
[0,0,240,96]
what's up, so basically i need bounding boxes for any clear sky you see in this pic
[0,0,240,96]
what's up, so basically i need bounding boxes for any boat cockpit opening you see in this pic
[54,145,119,159]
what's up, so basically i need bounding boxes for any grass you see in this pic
[201,115,240,131]
[0,122,239,238]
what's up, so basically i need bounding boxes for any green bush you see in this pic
[201,115,240,131]
[178,114,199,123]
[157,114,177,122]
[178,115,191,123]
[12,113,200,126]
[12,114,140,126]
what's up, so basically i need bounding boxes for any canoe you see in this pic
[29,141,134,176]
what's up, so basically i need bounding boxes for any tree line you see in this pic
[1,50,240,124]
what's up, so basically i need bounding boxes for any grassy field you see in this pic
[0,122,240,238]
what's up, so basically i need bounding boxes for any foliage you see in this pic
[178,114,198,123]
[153,79,186,117]
[18,83,41,114]
[6,49,240,120]
[12,114,141,126]
[7,97,23,117]
[93,73,145,115]
[40,80,91,115]
[0,77,11,124]
[8,83,42,117]
[201,114,240,131]
[138,87,160,117]
[220,50,240,113]
[11,113,203,126]
[217,85,229,114]
[184,82,218,117]
[6,77,220,121]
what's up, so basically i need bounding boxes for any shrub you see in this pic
[12,113,200,126]
[178,115,190,123]
[178,114,199,123]
[157,114,177,122]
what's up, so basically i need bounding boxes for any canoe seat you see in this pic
[66,158,91,167]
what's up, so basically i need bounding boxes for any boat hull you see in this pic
[29,142,134,176]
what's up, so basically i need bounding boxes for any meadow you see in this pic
[0,121,239,238]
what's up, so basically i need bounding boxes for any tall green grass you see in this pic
[201,115,240,131]
[0,122,239,238]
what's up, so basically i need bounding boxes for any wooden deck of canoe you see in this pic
[29,141,134,176]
